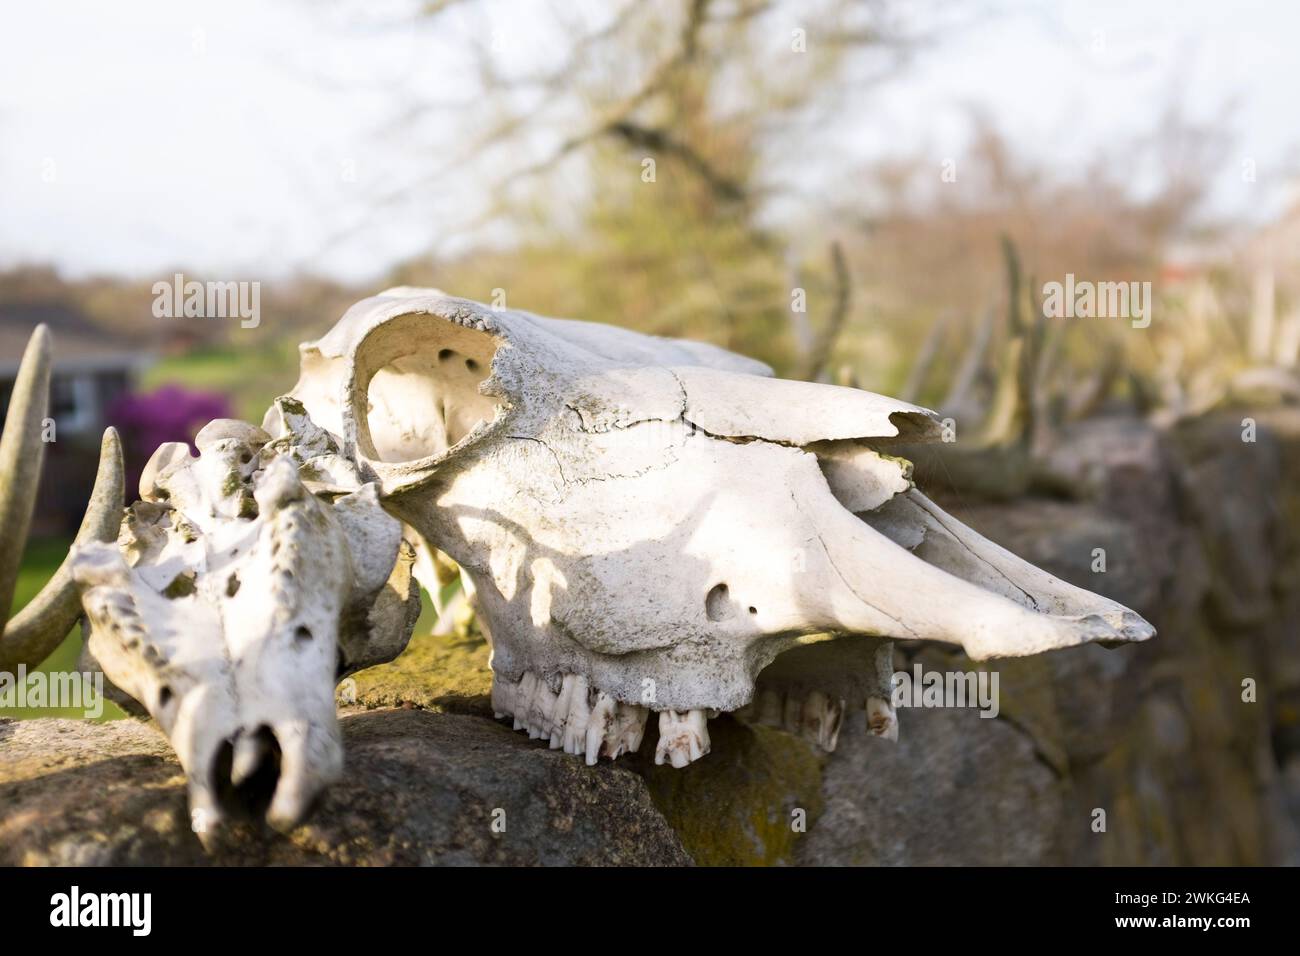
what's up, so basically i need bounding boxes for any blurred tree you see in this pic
[372,0,936,373]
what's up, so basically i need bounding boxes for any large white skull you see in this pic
[71,401,419,844]
[286,287,1154,767]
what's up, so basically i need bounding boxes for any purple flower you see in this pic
[107,385,234,490]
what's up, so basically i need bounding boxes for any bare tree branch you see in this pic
[792,241,851,381]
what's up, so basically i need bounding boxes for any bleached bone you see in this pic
[655,709,711,768]
[281,287,1153,768]
[69,398,420,845]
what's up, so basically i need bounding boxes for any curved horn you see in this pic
[0,325,127,674]
[0,325,52,638]
[0,427,125,672]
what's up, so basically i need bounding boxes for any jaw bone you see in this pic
[283,288,1155,769]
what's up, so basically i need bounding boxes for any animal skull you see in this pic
[283,288,1154,768]
[71,399,420,845]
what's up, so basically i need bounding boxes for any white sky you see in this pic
[0,0,1296,283]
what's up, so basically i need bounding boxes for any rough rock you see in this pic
[798,703,1065,866]
[631,715,825,866]
[0,709,691,866]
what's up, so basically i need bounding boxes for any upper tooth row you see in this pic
[492,671,646,766]
[491,671,713,768]
[744,688,845,751]
[741,690,897,751]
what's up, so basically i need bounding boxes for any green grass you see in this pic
[141,338,302,422]
[1,537,126,721]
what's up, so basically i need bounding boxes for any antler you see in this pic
[0,325,125,674]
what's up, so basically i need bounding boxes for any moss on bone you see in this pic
[220,469,244,498]
[633,717,825,866]
[277,396,308,417]
[162,572,197,599]
[351,623,493,716]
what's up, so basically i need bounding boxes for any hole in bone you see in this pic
[705,583,734,622]
[226,573,240,597]
[157,684,174,709]
[357,313,501,463]
[294,625,313,644]
[213,726,282,823]
[748,606,758,615]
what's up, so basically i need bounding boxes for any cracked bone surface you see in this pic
[69,398,420,845]
[286,287,1155,766]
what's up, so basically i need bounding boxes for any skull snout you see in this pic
[808,467,1156,656]
[192,716,343,848]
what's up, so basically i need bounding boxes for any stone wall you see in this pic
[2,409,1297,865]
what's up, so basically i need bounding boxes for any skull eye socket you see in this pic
[352,312,502,464]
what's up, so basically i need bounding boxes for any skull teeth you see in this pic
[654,709,712,768]
[866,695,899,741]
[493,670,648,765]
[802,691,845,752]
[738,687,848,752]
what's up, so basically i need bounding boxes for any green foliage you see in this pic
[141,339,302,423]
[1,538,125,721]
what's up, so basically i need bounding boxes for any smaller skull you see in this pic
[72,401,419,845]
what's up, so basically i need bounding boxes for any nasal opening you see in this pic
[212,725,283,823]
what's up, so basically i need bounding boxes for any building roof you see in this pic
[0,303,153,377]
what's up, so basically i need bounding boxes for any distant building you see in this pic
[0,304,153,537]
